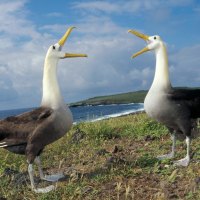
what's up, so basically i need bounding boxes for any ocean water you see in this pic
[0,103,144,123]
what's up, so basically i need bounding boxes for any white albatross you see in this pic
[0,27,87,193]
[128,29,200,167]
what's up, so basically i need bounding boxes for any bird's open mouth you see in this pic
[58,27,88,59]
[128,29,150,59]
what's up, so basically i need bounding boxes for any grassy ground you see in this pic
[1,113,200,199]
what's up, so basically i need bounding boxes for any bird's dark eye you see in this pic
[52,46,56,50]
[154,36,157,40]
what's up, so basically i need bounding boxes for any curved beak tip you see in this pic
[70,26,76,30]
[58,26,77,46]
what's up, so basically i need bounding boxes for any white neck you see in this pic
[41,57,65,109]
[150,43,171,91]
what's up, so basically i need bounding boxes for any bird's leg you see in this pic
[34,156,64,182]
[34,157,45,179]
[28,163,54,193]
[174,136,190,167]
[157,133,176,160]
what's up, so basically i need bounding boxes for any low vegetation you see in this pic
[70,90,147,106]
[1,112,200,199]
[70,87,200,107]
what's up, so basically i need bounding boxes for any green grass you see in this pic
[1,113,200,199]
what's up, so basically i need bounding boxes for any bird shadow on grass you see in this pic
[134,154,159,168]
[2,167,70,188]
[3,168,29,186]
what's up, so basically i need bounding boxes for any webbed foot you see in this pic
[33,185,55,193]
[173,156,190,167]
[157,152,174,160]
[42,173,64,182]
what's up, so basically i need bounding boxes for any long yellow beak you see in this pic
[58,27,76,46]
[131,47,149,59]
[58,27,88,58]
[128,29,150,59]
[128,29,149,41]
[62,53,88,58]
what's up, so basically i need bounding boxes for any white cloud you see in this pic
[72,0,193,15]
[169,44,200,87]
[72,1,121,14]
[0,0,45,109]
[0,0,40,39]
[0,0,199,111]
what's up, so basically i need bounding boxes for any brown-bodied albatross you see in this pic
[128,29,200,167]
[0,27,87,193]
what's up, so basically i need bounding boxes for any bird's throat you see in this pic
[41,59,65,109]
[151,44,171,91]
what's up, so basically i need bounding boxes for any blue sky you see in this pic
[0,0,200,110]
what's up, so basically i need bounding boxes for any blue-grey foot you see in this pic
[173,156,190,167]
[157,133,176,160]
[28,163,55,193]
[34,185,55,193]
[157,152,174,160]
[34,157,64,182]
[174,136,191,167]
[42,173,64,182]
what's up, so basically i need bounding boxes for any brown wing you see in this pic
[0,107,53,148]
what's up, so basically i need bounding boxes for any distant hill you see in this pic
[70,87,200,107]
[70,90,147,107]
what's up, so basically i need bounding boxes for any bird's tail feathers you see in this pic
[0,141,8,148]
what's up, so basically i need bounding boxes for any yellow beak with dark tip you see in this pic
[58,27,88,58]
[128,29,150,59]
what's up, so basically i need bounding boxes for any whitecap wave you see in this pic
[72,103,144,124]
[89,107,144,122]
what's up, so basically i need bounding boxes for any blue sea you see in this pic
[0,103,144,123]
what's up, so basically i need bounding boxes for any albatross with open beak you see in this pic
[128,29,200,167]
[0,27,87,193]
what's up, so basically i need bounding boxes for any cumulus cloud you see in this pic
[72,0,193,15]
[0,0,40,39]
[72,1,121,14]
[169,44,200,86]
[56,17,154,99]
[0,0,199,110]
[0,0,46,109]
